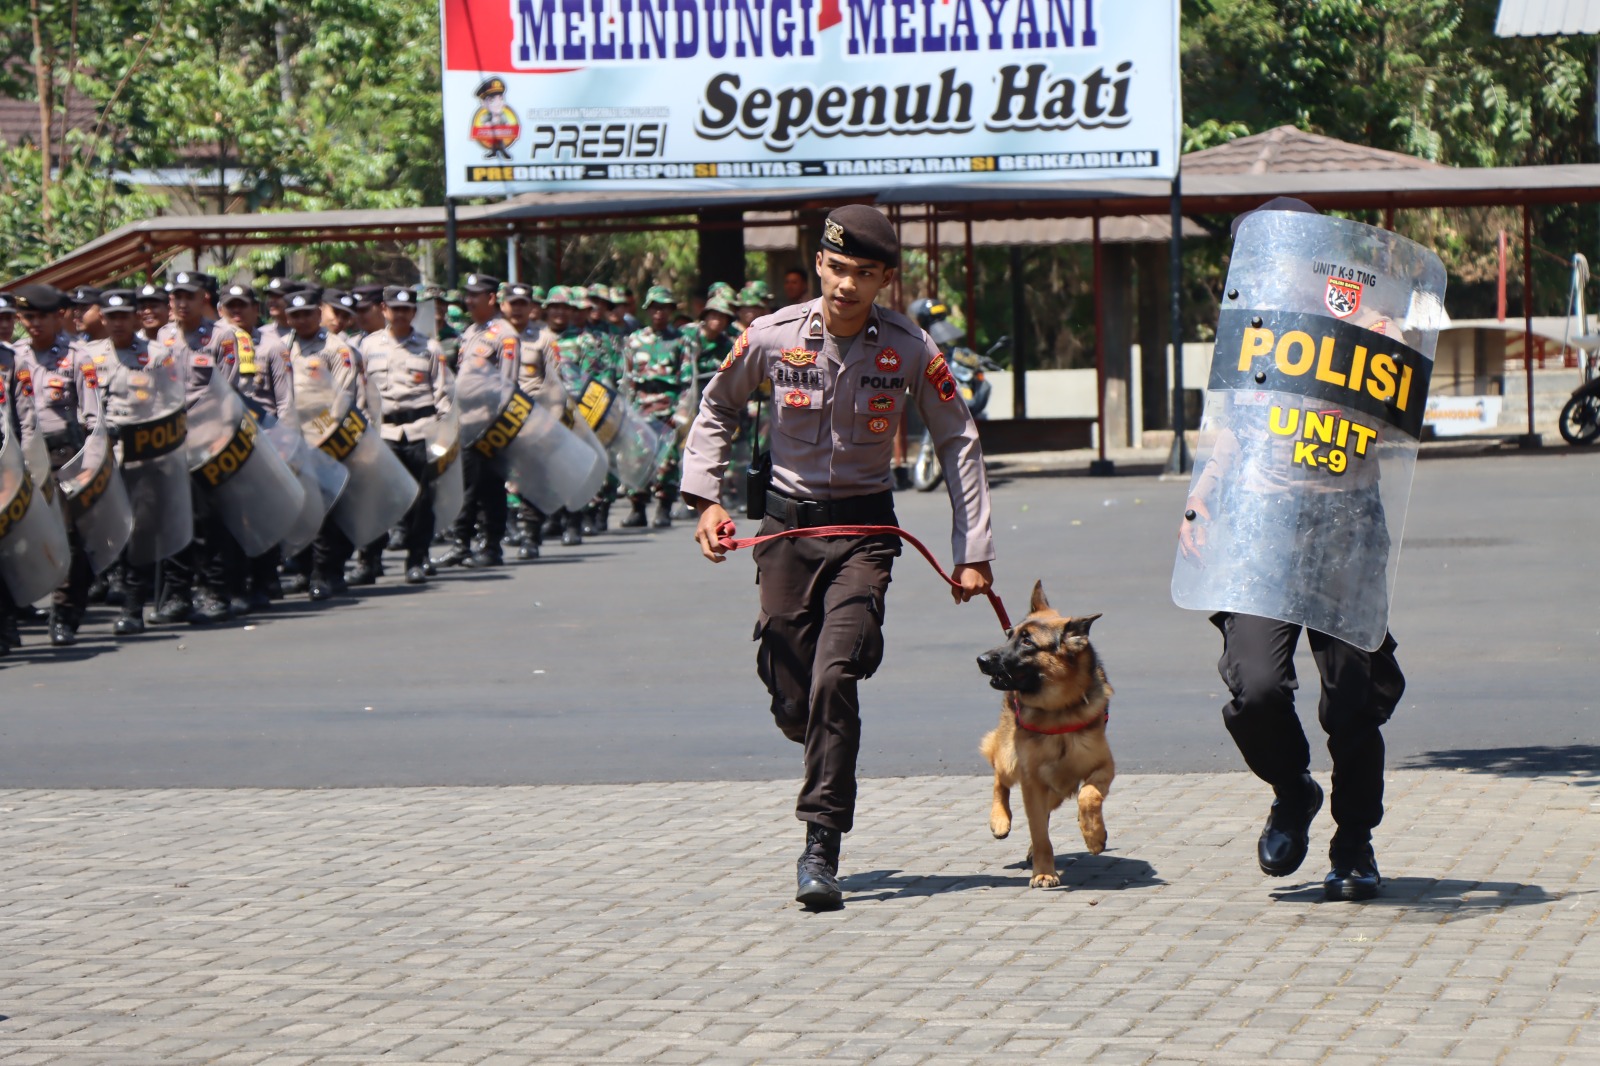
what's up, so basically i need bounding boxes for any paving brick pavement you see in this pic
[1,770,1597,1065]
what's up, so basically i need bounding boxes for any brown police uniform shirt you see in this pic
[358,327,450,442]
[458,316,520,384]
[93,336,184,427]
[157,319,230,405]
[0,341,39,449]
[682,298,995,564]
[13,331,100,445]
[286,329,362,447]
[228,325,295,421]
[515,324,566,413]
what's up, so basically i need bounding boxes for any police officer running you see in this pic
[682,205,997,910]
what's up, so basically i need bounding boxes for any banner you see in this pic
[439,0,1180,195]
[1423,395,1502,437]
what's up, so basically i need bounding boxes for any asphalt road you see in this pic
[2,446,1596,787]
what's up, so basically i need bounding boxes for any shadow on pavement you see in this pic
[1400,745,1600,783]
[1270,876,1570,914]
[847,851,1163,900]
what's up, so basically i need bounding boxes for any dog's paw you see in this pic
[990,815,1011,839]
[1084,829,1107,855]
[1029,871,1061,889]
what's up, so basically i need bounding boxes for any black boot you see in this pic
[113,605,146,636]
[190,589,232,625]
[1325,836,1382,901]
[542,512,564,539]
[152,593,192,625]
[436,543,472,569]
[1258,774,1323,877]
[651,499,673,529]
[594,499,611,533]
[48,608,78,647]
[347,558,381,587]
[561,511,584,546]
[621,497,648,528]
[795,823,844,910]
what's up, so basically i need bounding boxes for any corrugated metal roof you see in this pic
[1495,0,1600,36]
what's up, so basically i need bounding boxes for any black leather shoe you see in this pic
[404,566,427,585]
[113,611,146,636]
[595,501,611,533]
[436,544,472,569]
[516,543,539,561]
[152,596,192,624]
[421,560,437,577]
[621,500,649,528]
[651,501,673,528]
[1325,844,1381,901]
[347,560,381,586]
[283,574,309,595]
[463,549,502,569]
[49,620,77,647]
[795,824,844,910]
[1258,776,1323,877]
[307,579,333,602]
[191,591,232,625]
[561,515,583,546]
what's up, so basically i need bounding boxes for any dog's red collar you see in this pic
[1008,693,1108,735]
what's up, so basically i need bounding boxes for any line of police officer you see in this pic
[0,270,778,656]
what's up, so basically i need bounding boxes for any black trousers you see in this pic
[452,447,506,549]
[1211,612,1404,852]
[516,498,545,546]
[51,528,93,625]
[162,490,243,601]
[312,519,354,581]
[385,438,434,568]
[752,501,898,835]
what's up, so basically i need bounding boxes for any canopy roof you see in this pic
[1495,0,1600,35]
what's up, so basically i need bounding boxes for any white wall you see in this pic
[985,342,1216,435]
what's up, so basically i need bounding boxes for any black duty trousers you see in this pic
[1211,612,1404,851]
[163,489,243,601]
[452,447,506,549]
[386,438,434,567]
[752,504,898,835]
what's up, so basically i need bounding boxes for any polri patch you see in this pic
[784,389,811,408]
[1325,277,1362,319]
[877,349,900,373]
[779,347,816,367]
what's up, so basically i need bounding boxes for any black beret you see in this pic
[820,204,899,268]
[99,289,137,311]
[382,286,418,307]
[12,284,68,313]
[461,273,501,294]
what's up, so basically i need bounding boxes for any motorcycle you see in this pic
[912,337,1007,492]
[1557,254,1600,445]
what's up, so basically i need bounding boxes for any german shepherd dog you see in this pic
[976,582,1114,888]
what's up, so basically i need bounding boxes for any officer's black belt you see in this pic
[764,489,895,530]
[383,405,437,426]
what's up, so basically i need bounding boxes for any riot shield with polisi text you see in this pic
[320,407,419,548]
[456,357,597,513]
[58,425,133,574]
[186,373,306,556]
[116,351,193,565]
[575,378,671,492]
[422,376,465,530]
[0,426,71,604]
[1171,211,1447,650]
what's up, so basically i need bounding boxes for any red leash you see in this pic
[715,520,1012,632]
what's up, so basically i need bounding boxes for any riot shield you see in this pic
[117,352,194,565]
[263,419,344,558]
[320,408,419,547]
[57,425,133,574]
[0,427,71,604]
[186,374,306,557]
[574,378,671,492]
[1171,211,1447,650]
[563,412,611,510]
[456,358,598,514]
[423,377,465,530]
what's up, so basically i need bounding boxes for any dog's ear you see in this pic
[1063,613,1101,638]
[1029,581,1050,614]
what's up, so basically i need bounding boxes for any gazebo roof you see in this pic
[1184,125,1444,176]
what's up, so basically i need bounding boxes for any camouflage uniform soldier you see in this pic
[734,281,769,329]
[621,285,698,529]
[542,286,593,546]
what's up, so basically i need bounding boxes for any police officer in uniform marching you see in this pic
[136,283,169,342]
[501,282,565,560]
[359,286,451,584]
[0,294,40,655]
[682,206,997,909]
[11,284,102,645]
[440,273,517,570]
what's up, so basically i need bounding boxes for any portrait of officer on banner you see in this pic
[470,76,520,160]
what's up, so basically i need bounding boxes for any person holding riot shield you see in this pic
[502,282,565,560]
[358,286,451,584]
[439,274,517,570]
[1173,200,1447,902]
[0,318,40,656]
[11,284,101,646]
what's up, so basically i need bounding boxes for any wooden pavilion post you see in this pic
[1090,213,1114,475]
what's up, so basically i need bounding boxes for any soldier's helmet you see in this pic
[734,282,767,308]
[702,293,736,319]
[707,281,736,301]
